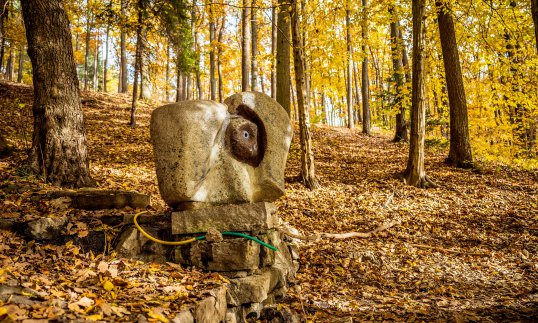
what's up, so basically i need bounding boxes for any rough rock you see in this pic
[26,216,67,240]
[172,202,277,234]
[228,269,279,304]
[115,227,169,263]
[193,287,227,323]
[171,310,194,323]
[176,238,260,271]
[151,92,292,207]
[49,189,150,210]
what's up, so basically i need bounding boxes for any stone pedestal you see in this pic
[114,203,299,322]
[172,203,299,321]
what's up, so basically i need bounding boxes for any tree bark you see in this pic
[92,30,99,91]
[361,0,371,135]
[103,24,109,92]
[531,0,538,52]
[84,12,91,90]
[276,0,291,115]
[165,44,170,101]
[404,0,436,188]
[17,45,24,82]
[271,3,277,98]
[6,45,12,81]
[217,15,225,102]
[119,0,128,93]
[241,0,251,91]
[251,0,259,91]
[192,0,202,99]
[436,0,473,167]
[346,2,354,129]
[390,6,407,142]
[21,0,93,187]
[291,0,320,190]
[130,0,145,127]
[209,0,216,100]
[0,0,5,74]
[139,27,150,99]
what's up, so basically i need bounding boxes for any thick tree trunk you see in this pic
[291,0,320,190]
[404,0,436,188]
[436,0,473,168]
[17,45,23,82]
[271,4,277,98]
[251,0,259,91]
[390,6,408,142]
[21,0,93,187]
[84,13,91,90]
[103,24,109,92]
[361,0,371,135]
[276,0,291,115]
[241,0,251,91]
[346,2,353,129]
[119,0,128,93]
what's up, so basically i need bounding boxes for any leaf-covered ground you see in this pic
[1,81,537,321]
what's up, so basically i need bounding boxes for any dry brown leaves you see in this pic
[1,81,537,321]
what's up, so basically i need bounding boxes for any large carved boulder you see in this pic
[151,92,292,208]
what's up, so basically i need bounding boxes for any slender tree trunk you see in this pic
[17,45,23,82]
[217,15,225,102]
[103,24,109,92]
[436,0,472,167]
[208,0,216,100]
[271,3,277,98]
[176,67,181,102]
[346,2,353,129]
[93,30,99,91]
[139,27,150,99]
[165,44,170,101]
[353,60,362,123]
[291,0,320,190]
[0,0,5,75]
[130,0,144,127]
[531,0,538,51]
[119,0,128,93]
[192,0,202,99]
[390,6,407,142]
[241,0,251,91]
[21,0,93,187]
[84,13,91,90]
[404,0,436,188]
[276,0,291,115]
[6,45,12,81]
[251,0,259,91]
[361,0,371,134]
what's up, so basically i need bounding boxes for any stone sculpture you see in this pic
[151,91,292,209]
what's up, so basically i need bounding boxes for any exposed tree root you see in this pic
[410,243,488,257]
[279,220,399,241]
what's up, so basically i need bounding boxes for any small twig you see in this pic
[410,243,489,257]
[383,192,394,208]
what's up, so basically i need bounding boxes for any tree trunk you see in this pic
[353,60,362,123]
[217,15,225,102]
[0,0,5,75]
[531,0,538,51]
[84,13,91,90]
[271,3,277,98]
[165,44,170,101]
[192,1,202,100]
[276,0,291,115]
[119,0,128,93]
[404,0,436,188]
[361,0,371,135]
[6,45,12,81]
[139,27,150,99]
[390,6,407,142]
[291,0,320,190]
[176,68,181,102]
[21,0,93,187]
[251,0,259,91]
[130,0,145,128]
[241,0,251,91]
[103,24,109,92]
[346,2,353,129]
[17,45,24,82]
[93,30,99,91]
[436,0,473,167]
[208,0,216,100]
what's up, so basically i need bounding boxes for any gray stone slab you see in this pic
[171,202,278,234]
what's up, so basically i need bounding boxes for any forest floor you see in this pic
[0,80,537,322]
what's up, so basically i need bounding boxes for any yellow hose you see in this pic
[133,211,197,246]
